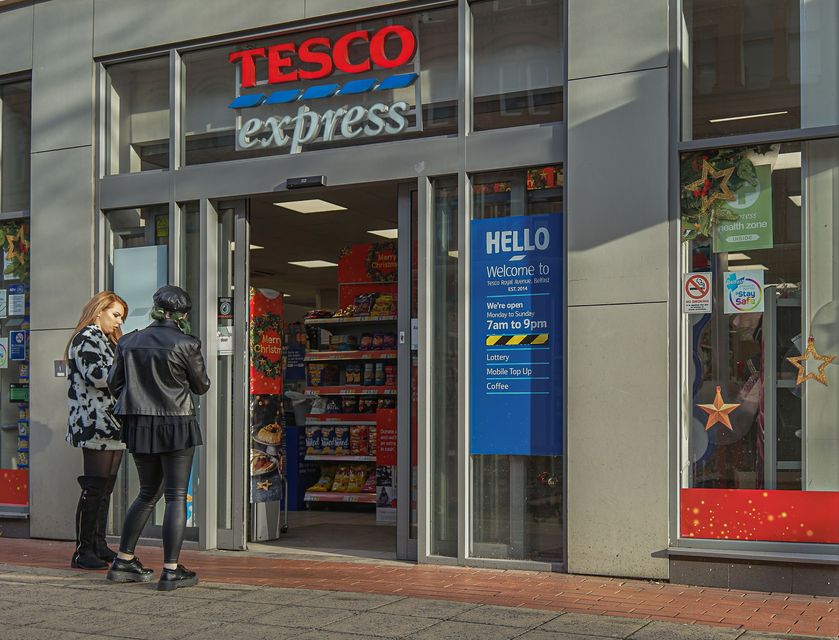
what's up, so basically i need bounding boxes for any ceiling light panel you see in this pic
[367,228,399,239]
[288,260,339,268]
[273,199,347,214]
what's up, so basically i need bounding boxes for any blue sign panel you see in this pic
[9,330,27,361]
[470,214,563,456]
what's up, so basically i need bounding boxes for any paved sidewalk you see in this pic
[0,539,836,639]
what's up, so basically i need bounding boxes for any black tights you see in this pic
[82,448,123,479]
[119,447,194,565]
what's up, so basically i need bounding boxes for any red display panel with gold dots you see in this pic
[681,488,839,543]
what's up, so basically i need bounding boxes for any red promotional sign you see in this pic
[229,25,417,88]
[0,469,28,507]
[680,488,839,543]
[376,408,397,466]
[249,288,284,395]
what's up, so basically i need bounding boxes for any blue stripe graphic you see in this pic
[228,72,419,109]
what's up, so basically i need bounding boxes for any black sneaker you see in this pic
[157,564,198,591]
[106,557,154,583]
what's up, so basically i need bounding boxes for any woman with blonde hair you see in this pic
[65,291,128,569]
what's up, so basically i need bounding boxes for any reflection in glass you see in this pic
[472,0,563,131]
[1,81,31,213]
[430,178,458,556]
[683,0,839,138]
[105,57,170,174]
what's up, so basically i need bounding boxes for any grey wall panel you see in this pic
[29,327,81,541]
[173,136,459,201]
[30,147,94,331]
[31,0,94,153]
[568,0,668,80]
[0,3,33,76]
[567,68,669,306]
[465,124,564,174]
[93,0,306,57]
[98,170,171,211]
[567,302,669,579]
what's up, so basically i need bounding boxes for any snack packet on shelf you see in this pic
[350,425,369,455]
[305,426,322,455]
[331,466,350,492]
[320,426,335,455]
[346,465,368,492]
[334,426,350,455]
[368,426,377,456]
[361,469,377,493]
[307,466,336,492]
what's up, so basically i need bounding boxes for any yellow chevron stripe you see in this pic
[507,335,526,345]
[531,334,549,344]
[486,335,503,346]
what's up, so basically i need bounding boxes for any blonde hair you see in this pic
[64,291,129,360]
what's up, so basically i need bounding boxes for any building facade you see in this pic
[0,0,836,595]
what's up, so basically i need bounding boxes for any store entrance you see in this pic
[237,180,417,561]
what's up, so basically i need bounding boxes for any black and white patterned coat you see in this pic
[66,324,125,450]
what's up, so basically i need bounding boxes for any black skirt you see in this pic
[120,415,203,454]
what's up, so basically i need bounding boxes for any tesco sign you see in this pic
[227,25,421,154]
[229,25,417,87]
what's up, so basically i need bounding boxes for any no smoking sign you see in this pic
[682,272,712,314]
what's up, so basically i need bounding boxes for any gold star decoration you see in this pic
[256,480,273,491]
[5,224,29,265]
[684,160,737,214]
[786,336,836,386]
[696,385,740,431]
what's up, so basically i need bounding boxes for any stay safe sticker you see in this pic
[723,270,764,314]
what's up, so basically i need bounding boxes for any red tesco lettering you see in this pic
[228,25,417,89]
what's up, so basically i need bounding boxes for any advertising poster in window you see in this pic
[470,214,563,456]
[713,164,773,253]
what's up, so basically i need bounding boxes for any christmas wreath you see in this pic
[680,146,770,243]
[250,312,283,379]
[0,222,29,280]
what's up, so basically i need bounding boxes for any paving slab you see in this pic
[306,590,406,610]
[0,629,101,640]
[229,586,335,605]
[181,620,302,640]
[406,620,525,640]
[34,608,220,640]
[627,621,745,639]
[519,631,634,640]
[249,603,358,628]
[453,604,560,628]
[539,612,650,637]
[170,598,277,623]
[320,610,441,637]
[372,597,481,619]
[0,601,70,627]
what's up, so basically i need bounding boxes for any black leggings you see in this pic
[118,447,195,565]
[82,448,123,479]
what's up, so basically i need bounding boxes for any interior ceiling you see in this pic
[248,180,400,310]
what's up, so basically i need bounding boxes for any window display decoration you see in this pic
[250,312,285,380]
[680,148,768,242]
[786,336,836,387]
[695,385,741,431]
[1,222,29,280]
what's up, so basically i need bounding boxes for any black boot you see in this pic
[157,565,198,591]
[71,476,109,569]
[107,556,154,583]
[94,476,118,563]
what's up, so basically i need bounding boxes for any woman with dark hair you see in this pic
[66,291,129,569]
[106,285,210,590]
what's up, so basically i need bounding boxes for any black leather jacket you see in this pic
[108,319,211,416]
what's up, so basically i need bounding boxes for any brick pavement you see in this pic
[0,538,836,638]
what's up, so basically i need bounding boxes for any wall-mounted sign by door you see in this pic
[469,214,564,456]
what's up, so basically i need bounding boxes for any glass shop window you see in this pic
[105,57,170,174]
[683,0,839,139]
[1,81,31,213]
[472,0,564,132]
[679,139,839,544]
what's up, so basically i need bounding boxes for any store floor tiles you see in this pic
[249,510,397,561]
[0,538,836,638]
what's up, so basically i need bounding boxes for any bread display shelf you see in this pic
[304,315,397,326]
[304,491,376,504]
[304,350,398,362]
[305,455,376,462]
[304,386,396,396]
